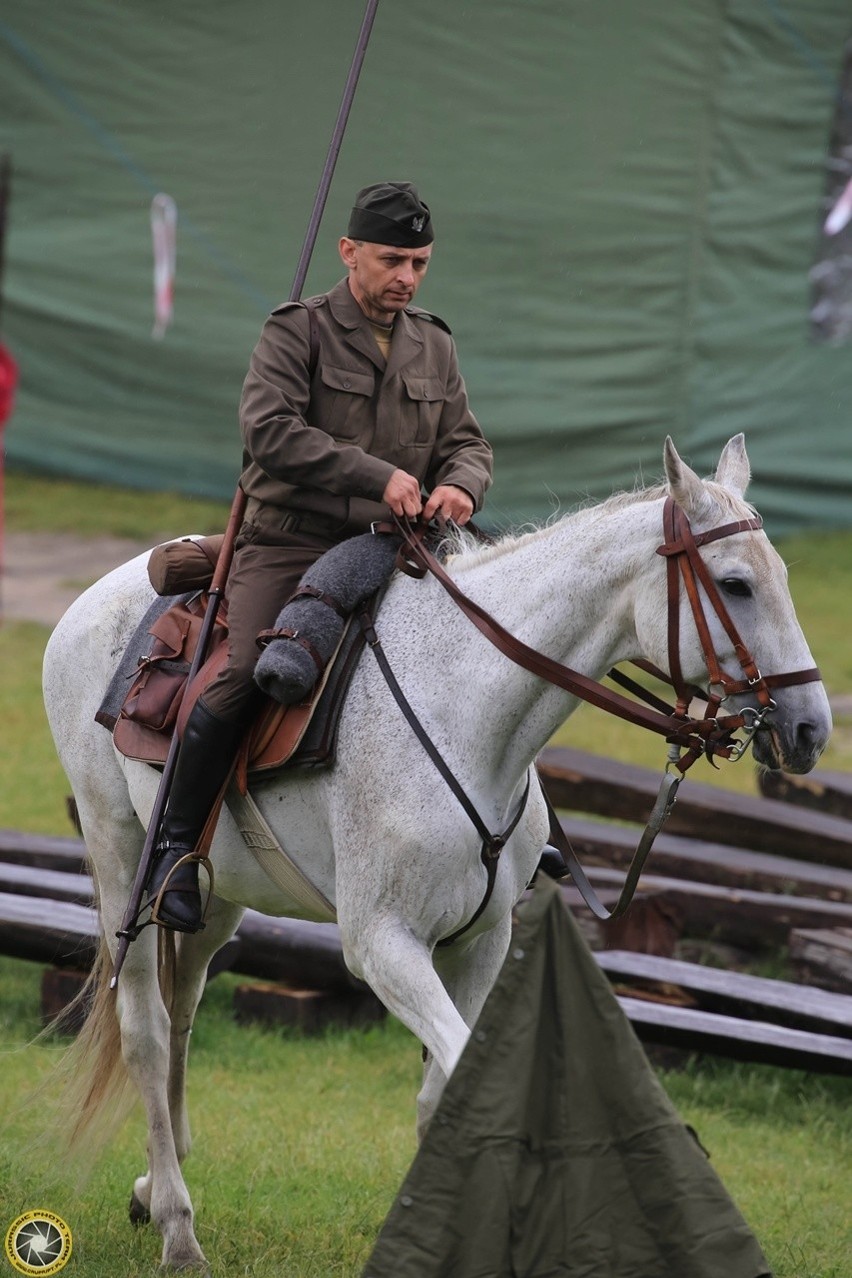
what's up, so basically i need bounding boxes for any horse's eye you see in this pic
[720,577,752,598]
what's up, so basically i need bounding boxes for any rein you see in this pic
[363,504,821,931]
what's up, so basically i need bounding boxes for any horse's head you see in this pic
[637,434,831,774]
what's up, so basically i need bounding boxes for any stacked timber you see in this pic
[2,745,852,1071]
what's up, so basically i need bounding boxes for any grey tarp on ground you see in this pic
[363,877,770,1278]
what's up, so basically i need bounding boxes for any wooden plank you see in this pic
[41,967,91,1032]
[233,911,367,993]
[0,861,93,906]
[538,746,852,869]
[0,893,98,969]
[570,869,852,949]
[596,949,852,1038]
[0,829,87,873]
[233,981,386,1032]
[619,997,852,1076]
[4,892,848,1071]
[559,814,852,902]
[789,928,852,993]
[758,768,852,821]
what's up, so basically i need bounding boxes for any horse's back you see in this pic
[43,550,155,761]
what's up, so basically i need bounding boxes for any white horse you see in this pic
[42,436,830,1272]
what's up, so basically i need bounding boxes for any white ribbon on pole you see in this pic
[824,175,852,237]
[151,193,177,338]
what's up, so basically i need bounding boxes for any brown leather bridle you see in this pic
[364,503,822,931]
[652,497,822,768]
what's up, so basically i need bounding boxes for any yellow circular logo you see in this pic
[4,1212,72,1276]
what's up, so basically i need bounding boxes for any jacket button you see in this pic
[343,379,351,389]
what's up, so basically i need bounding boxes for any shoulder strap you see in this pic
[270,298,321,376]
[405,304,452,335]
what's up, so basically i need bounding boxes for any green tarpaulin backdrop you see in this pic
[2,1,850,534]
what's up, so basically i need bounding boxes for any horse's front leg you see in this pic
[417,912,513,1138]
[337,903,472,1084]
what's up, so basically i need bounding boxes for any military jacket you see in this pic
[239,278,493,534]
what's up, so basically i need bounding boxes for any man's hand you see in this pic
[423,484,474,526]
[382,469,423,518]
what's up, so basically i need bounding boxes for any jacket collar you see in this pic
[327,278,423,377]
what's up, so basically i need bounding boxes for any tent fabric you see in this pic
[1,2,851,535]
[362,877,770,1278]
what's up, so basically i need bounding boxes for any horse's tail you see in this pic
[53,930,177,1163]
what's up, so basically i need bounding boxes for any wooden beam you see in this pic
[597,949,852,1038]
[0,829,86,873]
[758,769,852,822]
[789,928,852,993]
[538,746,852,869]
[559,813,852,902]
[0,892,98,969]
[233,981,386,1032]
[619,997,852,1076]
[568,869,852,949]
[0,860,93,905]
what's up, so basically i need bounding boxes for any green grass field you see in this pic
[2,471,851,1276]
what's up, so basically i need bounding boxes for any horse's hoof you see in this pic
[158,1256,210,1275]
[128,1193,151,1226]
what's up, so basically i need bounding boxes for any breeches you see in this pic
[201,526,339,724]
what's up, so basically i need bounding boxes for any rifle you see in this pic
[111,0,381,988]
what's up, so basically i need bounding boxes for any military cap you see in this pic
[347,181,434,247]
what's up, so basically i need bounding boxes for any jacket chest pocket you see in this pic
[319,365,375,441]
[399,374,445,447]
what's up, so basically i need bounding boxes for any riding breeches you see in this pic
[200,520,340,724]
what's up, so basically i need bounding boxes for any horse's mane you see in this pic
[446,479,756,573]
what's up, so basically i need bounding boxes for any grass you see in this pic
[1,953,850,1277]
[5,470,230,540]
[2,471,852,1274]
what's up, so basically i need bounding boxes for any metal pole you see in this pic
[289,0,380,303]
[111,0,382,988]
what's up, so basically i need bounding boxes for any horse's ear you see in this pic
[713,433,751,497]
[663,437,707,518]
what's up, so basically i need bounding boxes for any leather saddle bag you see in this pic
[120,592,229,734]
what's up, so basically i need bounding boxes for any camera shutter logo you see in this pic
[4,1211,72,1276]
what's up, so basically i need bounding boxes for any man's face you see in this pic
[339,237,432,322]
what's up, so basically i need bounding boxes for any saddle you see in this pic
[98,584,368,784]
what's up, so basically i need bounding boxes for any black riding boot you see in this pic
[147,698,243,933]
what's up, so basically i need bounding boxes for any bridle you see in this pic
[362,502,821,934]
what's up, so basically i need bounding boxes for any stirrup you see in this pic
[149,852,215,933]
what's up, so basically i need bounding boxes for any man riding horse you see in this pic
[148,181,494,932]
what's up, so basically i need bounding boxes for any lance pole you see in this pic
[111,0,381,988]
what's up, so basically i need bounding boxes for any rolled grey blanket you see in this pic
[254,530,402,705]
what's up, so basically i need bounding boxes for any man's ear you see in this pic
[339,236,358,269]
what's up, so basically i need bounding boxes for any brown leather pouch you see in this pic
[147,535,225,595]
[121,593,229,732]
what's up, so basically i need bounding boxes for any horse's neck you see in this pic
[387,498,662,790]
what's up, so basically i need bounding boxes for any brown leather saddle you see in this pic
[100,589,368,781]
